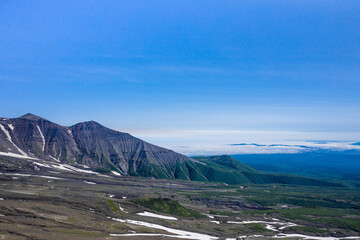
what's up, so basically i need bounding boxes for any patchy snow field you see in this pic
[111,218,218,240]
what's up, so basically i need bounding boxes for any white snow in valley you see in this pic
[42,162,101,175]
[33,162,49,167]
[9,190,36,195]
[0,172,64,180]
[209,220,220,224]
[0,152,38,160]
[48,155,60,162]
[61,164,100,175]
[118,204,128,213]
[109,194,115,198]
[51,164,73,171]
[6,156,107,177]
[112,171,121,176]
[111,218,218,240]
[273,233,360,240]
[0,124,28,156]
[36,125,45,151]
[265,224,278,231]
[228,219,298,232]
[38,175,64,180]
[137,211,178,220]
[84,181,96,184]
[238,235,264,239]
[111,233,176,237]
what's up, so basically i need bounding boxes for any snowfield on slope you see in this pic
[136,211,178,220]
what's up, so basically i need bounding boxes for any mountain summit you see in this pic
[19,113,46,121]
[0,114,340,186]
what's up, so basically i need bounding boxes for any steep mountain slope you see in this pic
[0,113,79,162]
[69,120,206,180]
[0,114,207,180]
[0,114,341,186]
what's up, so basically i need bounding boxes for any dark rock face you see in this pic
[0,114,79,162]
[69,120,197,177]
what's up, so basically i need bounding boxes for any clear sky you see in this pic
[1,1,360,154]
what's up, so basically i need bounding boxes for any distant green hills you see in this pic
[192,155,341,187]
[231,150,360,181]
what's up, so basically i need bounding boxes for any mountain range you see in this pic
[0,113,340,186]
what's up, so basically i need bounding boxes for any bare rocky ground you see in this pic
[0,156,359,240]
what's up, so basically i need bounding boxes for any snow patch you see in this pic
[137,211,178,220]
[8,124,14,131]
[118,204,128,213]
[38,175,64,180]
[228,220,298,232]
[112,170,121,176]
[84,181,96,184]
[209,220,220,224]
[0,124,27,156]
[61,164,99,175]
[36,125,45,151]
[33,162,49,167]
[0,172,64,180]
[0,152,37,160]
[273,233,360,240]
[48,155,60,162]
[67,129,73,136]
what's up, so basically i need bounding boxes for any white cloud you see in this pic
[127,128,360,156]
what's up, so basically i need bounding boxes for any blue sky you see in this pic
[1,1,360,153]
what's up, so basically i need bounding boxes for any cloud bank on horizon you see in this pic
[157,141,360,156]
[132,129,360,156]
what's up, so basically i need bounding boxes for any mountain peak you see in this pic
[19,113,46,121]
[72,120,104,128]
